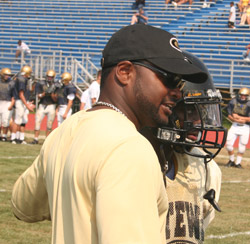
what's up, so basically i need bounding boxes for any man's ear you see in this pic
[115,61,135,86]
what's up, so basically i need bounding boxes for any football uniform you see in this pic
[55,83,76,126]
[226,97,250,156]
[34,81,56,131]
[165,148,221,244]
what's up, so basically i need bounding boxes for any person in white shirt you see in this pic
[228,2,236,29]
[15,40,31,63]
[89,70,101,106]
[80,88,92,110]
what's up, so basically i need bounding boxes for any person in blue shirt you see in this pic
[131,7,148,25]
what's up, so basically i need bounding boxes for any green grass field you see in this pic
[0,141,250,243]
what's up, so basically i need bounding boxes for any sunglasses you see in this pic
[132,61,186,90]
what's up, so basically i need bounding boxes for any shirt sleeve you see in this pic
[89,82,100,99]
[95,137,168,244]
[11,153,51,223]
[227,99,234,115]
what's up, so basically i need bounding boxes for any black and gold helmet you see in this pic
[155,50,227,162]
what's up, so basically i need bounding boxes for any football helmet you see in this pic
[155,51,227,162]
[46,69,56,83]
[238,87,250,96]
[237,87,250,102]
[46,69,56,78]
[21,65,32,78]
[0,68,12,80]
[61,72,72,85]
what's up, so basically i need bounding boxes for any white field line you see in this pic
[222,179,250,183]
[215,154,250,163]
[0,156,36,159]
[207,231,250,239]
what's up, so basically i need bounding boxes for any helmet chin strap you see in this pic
[159,144,174,187]
[203,158,221,212]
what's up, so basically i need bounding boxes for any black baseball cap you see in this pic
[101,24,207,83]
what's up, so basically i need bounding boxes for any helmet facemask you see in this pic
[157,89,227,162]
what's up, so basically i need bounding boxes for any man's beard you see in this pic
[133,77,169,127]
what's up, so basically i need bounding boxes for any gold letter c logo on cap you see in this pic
[170,38,182,53]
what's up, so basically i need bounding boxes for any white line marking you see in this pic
[207,231,250,239]
[222,180,250,184]
[0,156,36,159]
[0,189,7,192]
[215,154,250,163]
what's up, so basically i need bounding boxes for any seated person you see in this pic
[131,7,148,25]
[238,0,250,14]
[240,4,250,24]
[132,0,145,10]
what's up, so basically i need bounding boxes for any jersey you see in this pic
[56,83,76,105]
[165,148,221,244]
[11,110,168,244]
[0,77,15,101]
[227,97,250,124]
[35,81,56,105]
[13,73,31,101]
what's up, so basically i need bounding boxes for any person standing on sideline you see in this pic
[31,69,57,144]
[226,88,250,169]
[89,70,101,107]
[11,66,35,144]
[0,68,15,141]
[55,72,76,126]
[80,88,91,111]
[11,24,207,244]
[228,2,236,28]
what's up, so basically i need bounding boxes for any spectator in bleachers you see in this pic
[131,7,148,25]
[166,0,192,10]
[228,2,236,28]
[237,0,250,15]
[240,4,250,24]
[242,43,250,60]
[132,0,145,10]
[15,40,31,64]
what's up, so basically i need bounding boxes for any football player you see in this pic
[31,69,57,144]
[141,51,227,243]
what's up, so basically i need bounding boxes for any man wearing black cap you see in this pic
[11,25,207,244]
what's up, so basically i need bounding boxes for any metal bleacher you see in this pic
[165,0,250,92]
[0,0,249,91]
